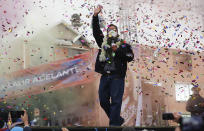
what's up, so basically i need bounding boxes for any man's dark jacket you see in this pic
[92,15,134,78]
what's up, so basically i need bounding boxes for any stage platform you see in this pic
[31,126,176,131]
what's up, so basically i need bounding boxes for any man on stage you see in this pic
[92,5,134,126]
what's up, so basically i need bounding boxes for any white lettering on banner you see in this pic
[56,72,63,78]
[46,74,52,81]
[3,66,80,89]
[62,69,70,76]
[32,77,38,83]
[51,73,55,80]
[39,74,45,82]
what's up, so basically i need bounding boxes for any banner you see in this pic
[0,51,95,100]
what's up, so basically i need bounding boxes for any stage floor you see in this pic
[31,126,176,131]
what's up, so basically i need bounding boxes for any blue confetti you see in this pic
[177,24,181,27]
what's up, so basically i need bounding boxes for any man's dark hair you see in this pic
[107,24,118,33]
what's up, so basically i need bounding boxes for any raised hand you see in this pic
[94,5,103,16]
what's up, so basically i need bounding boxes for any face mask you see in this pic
[108,30,118,37]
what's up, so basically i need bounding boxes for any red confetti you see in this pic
[43,117,48,120]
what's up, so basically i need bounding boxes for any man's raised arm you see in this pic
[92,5,104,48]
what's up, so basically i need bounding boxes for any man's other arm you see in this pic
[116,43,134,62]
[92,14,104,48]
